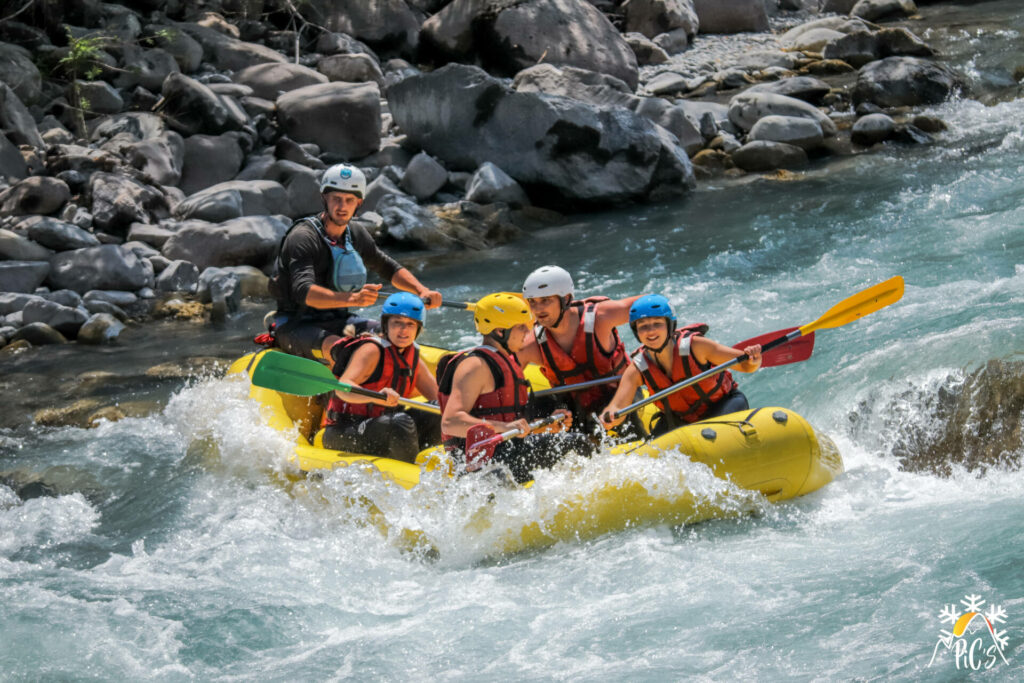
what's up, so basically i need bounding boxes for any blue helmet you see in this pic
[381,292,425,329]
[629,294,676,341]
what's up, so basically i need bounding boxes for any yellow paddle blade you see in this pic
[800,276,904,335]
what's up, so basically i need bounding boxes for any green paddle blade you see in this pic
[250,351,349,397]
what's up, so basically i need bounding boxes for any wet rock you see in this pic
[466,162,530,207]
[172,180,290,223]
[731,141,808,172]
[692,0,768,34]
[0,177,70,216]
[0,42,41,104]
[624,33,670,66]
[728,91,837,136]
[745,76,832,106]
[77,312,126,344]
[161,214,288,270]
[912,114,947,133]
[851,113,895,145]
[0,229,52,261]
[21,298,88,337]
[198,264,268,301]
[851,0,917,23]
[48,244,154,293]
[749,115,824,150]
[155,259,199,293]
[801,59,857,76]
[84,289,138,310]
[400,152,447,201]
[377,193,453,250]
[88,172,170,235]
[853,56,962,108]
[0,338,30,354]
[152,298,207,322]
[389,64,694,206]
[421,0,639,90]
[623,0,698,41]
[631,98,705,156]
[276,81,381,159]
[81,297,127,321]
[234,62,328,100]
[178,133,245,196]
[41,289,82,308]
[157,73,247,137]
[782,27,846,53]
[23,216,101,251]
[317,53,386,86]
[209,274,241,321]
[34,399,103,427]
[823,31,881,69]
[13,321,68,345]
[146,356,225,378]
[0,260,50,293]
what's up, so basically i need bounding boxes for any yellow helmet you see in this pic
[473,292,533,335]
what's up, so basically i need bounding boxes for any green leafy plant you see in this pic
[57,28,112,137]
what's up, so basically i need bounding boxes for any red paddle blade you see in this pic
[734,327,815,367]
[465,424,499,472]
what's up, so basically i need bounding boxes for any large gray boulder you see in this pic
[158,73,247,137]
[276,82,381,159]
[317,53,386,86]
[21,299,89,337]
[23,216,101,251]
[731,141,809,172]
[1,133,27,180]
[155,259,200,293]
[748,115,824,150]
[400,152,448,200]
[73,81,124,115]
[161,215,289,270]
[178,133,246,196]
[622,0,699,40]
[466,162,530,206]
[48,245,154,294]
[0,83,44,149]
[851,0,917,22]
[260,161,322,217]
[389,64,694,205]
[113,45,180,92]
[172,180,290,222]
[0,42,41,104]
[0,229,53,261]
[234,62,328,100]
[309,0,423,58]
[421,0,639,90]
[0,177,71,216]
[728,91,837,136]
[145,23,203,73]
[853,57,962,107]
[0,260,49,293]
[88,172,170,235]
[174,22,288,72]
[851,113,896,145]
[692,0,768,34]
[513,63,637,110]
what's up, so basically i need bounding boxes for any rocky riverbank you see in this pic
[0,0,992,356]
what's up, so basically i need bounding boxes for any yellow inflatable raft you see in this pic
[228,349,844,555]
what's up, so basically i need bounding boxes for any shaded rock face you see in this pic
[389,64,694,206]
[48,245,154,294]
[0,42,42,104]
[158,73,247,137]
[161,215,289,271]
[692,0,768,34]
[276,81,381,159]
[853,56,962,108]
[88,172,170,235]
[311,0,423,58]
[421,0,639,90]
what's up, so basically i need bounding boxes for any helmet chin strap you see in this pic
[488,329,513,355]
[552,294,571,328]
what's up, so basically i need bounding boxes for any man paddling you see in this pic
[600,294,762,437]
[514,265,642,435]
[436,292,591,483]
[267,163,442,360]
[320,293,440,463]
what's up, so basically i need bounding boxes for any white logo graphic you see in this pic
[928,594,1010,670]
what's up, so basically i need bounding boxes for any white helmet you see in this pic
[320,164,366,198]
[523,265,574,300]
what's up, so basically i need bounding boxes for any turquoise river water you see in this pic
[2,3,1024,680]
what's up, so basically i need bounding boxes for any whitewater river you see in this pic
[3,5,1023,680]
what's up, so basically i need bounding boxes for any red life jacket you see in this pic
[436,345,531,449]
[631,324,735,425]
[324,337,420,422]
[534,298,629,413]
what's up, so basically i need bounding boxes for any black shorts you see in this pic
[273,311,380,360]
